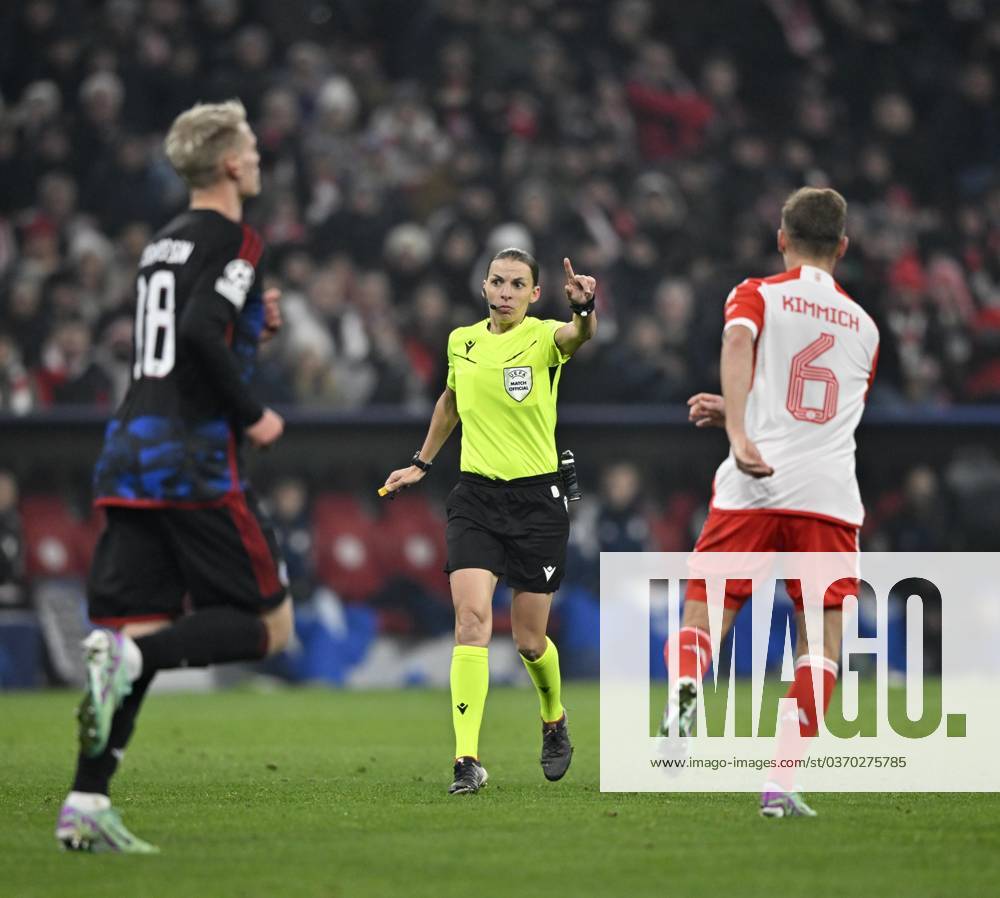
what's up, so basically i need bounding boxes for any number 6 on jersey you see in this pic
[786,332,838,424]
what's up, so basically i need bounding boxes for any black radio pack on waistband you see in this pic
[559,450,582,502]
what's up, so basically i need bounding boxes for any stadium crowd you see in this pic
[1,0,999,414]
[0,1,997,683]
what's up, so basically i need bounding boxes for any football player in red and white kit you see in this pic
[659,187,879,817]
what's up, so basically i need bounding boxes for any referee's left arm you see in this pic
[555,257,598,357]
[380,387,459,497]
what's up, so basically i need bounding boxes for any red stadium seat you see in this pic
[648,492,701,551]
[648,512,685,552]
[20,496,91,579]
[312,493,384,602]
[374,493,449,598]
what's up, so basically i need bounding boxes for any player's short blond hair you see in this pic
[781,187,847,259]
[164,100,248,189]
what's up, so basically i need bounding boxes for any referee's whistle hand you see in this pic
[246,408,284,448]
[381,465,425,498]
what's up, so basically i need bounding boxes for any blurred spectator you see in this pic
[0,0,996,409]
[13,215,61,284]
[91,309,133,409]
[73,71,126,183]
[651,276,699,399]
[601,314,682,403]
[945,448,1000,551]
[565,459,655,596]
[1,279,48,367]
[0,331,36,414]
[880,466,955,553]
[596,462,652,553]
[267,476,315,603]
[383,222,434,298]
[0,470,25,607]
[626,41,714,161]
[404,280,451,396]
[367,83,451,191]
[208,25,277,121]
[82,134,167,232]
[33,315,111,407]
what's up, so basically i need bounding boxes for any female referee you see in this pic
[381,248,597,794]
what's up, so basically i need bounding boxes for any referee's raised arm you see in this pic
[554,257,598,357]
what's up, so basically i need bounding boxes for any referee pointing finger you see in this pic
[381,247,597,795]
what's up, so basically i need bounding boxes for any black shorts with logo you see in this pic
[87,489,287,626]
[444,472,570,593]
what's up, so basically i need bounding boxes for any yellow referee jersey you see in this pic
[446,316,570,480]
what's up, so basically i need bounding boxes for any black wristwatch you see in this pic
[570,295,597,317]
[411,452,433,472]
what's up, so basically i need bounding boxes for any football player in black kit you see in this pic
[55,100,292,854]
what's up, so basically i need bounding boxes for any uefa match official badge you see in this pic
[504,366,533,402]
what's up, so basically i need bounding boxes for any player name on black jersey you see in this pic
[139,238,196,268]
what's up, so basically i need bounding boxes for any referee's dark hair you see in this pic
[780,187,847,259]
[490,247,539,287]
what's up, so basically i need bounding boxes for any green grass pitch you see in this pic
[3,684,999,898]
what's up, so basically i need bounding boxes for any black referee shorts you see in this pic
[444,472,570,594]
[87,489,288,626]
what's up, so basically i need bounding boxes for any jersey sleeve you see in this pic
[864,340,880,401]
[177,228,265,425]
[542,319,571,365]
[445,331,457,391]
[723,279,765,340]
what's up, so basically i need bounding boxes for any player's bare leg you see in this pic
[761,607,842,818]
[512,590,572,781]
[447,569,495,794]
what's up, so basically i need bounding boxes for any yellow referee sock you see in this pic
[451,645,489,759]
[521,637,563,723]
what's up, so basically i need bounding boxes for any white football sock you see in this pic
[66,791,111,811]
[122,634,143,682]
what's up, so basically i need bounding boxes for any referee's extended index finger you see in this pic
[563,257,576,282]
